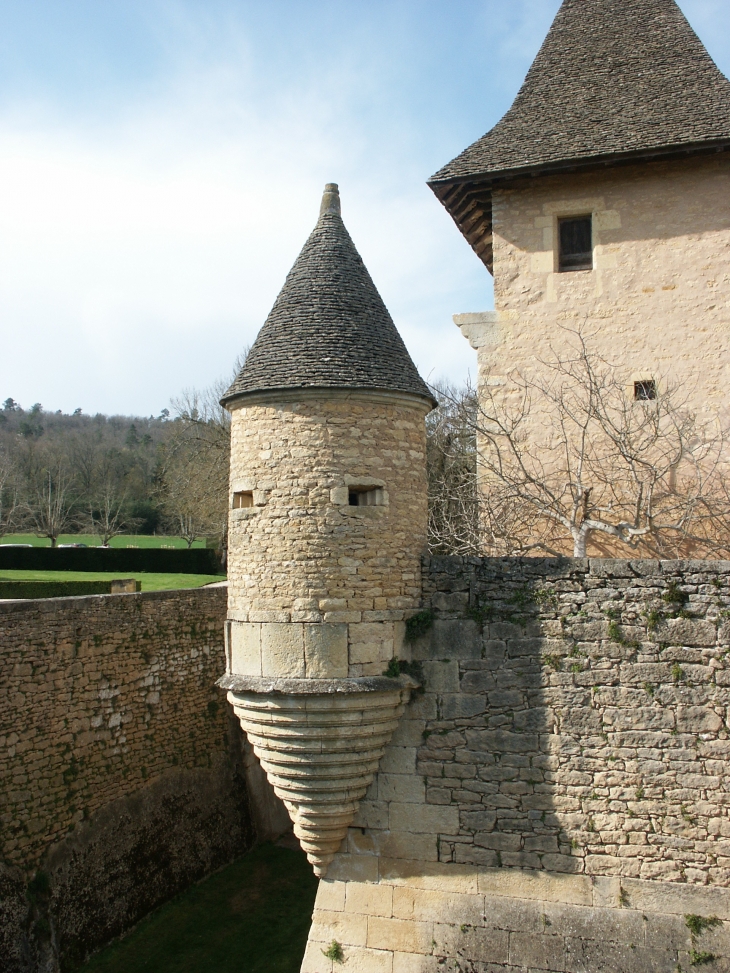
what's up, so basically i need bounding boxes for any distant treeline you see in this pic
[0,393,229,548]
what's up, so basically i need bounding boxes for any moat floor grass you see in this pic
[79,843,318,973]
[0,570,224,591]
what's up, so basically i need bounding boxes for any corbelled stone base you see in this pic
[219,676,415,876]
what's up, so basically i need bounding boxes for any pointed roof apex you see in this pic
[222,185,435,408]
[429,0,730,270]
[432,0,730,186]
[319,183,341,217]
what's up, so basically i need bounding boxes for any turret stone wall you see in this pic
[304,557,730,972]
[226,390,429,678]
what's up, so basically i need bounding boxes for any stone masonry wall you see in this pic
[484,156,730,421]
[0,588,256,973]
[304,557,730,973]
[227,391,429,679]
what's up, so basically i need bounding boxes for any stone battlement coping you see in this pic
[424,555,730,579]
[0,584,225,615]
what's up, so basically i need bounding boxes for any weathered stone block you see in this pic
[304,623,348,678]
[434,923,510,965]
[393,887,484,925]
[378,774,426,804]
[389,803,459,835]
[345,883,393,917]
[229,622,262,676]
[420,661,459,693]
[260,623,305,676]
[313,880,345,917]
[413,619,481,661]
[310,909,368,946]
[367,916,433,953]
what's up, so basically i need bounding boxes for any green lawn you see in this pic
[1,534,207,549]
[78,843,318,973]
[0,570,224,592]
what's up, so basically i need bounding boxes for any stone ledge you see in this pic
[0,585,225,614]
[217,674,419,695]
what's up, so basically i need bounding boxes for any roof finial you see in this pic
[320,183,340,217]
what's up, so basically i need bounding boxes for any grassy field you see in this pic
[78,843,318,973]
[0,570,224,592]
[1,534,207,549]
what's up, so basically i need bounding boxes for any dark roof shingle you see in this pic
[222,185,435,408]
[431,0,730,185]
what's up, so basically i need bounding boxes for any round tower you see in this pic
[218,184,435,875]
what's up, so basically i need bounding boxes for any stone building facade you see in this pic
[430,0,730,411]
[429,0,730,557]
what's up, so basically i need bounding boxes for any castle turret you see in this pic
[217,184,435,875]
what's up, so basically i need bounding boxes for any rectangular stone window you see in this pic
[558,216,593,272]
[348,486,384,507]
[634,380,657,401]
[232,491,254,509]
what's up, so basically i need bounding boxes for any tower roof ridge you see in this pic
[222,184,435,408]
[430,0,730,186]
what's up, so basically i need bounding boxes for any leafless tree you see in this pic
[157,446,227,547]
[81,482,141,546]
[426,383,481,555]
[23,465,78,547]
[435,332,730,559]
[160,351,248,552]
[0,447,21,537]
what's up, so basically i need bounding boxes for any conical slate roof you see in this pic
[431,0,730,185]
[222,185,435,408]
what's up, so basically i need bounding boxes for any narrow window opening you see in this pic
[233,491,254,509]
[558,216,593,272]
[348,486,384,507]
[634,380,657,401]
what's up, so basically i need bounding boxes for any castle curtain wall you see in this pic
[0,588,259,973]
[304,556,730,972]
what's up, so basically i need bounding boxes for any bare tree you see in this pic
[436,332,730,559]
[23,465,77,547]
[157,446,227,547]
[426,383,481,555]
[0,447,21,537]
[160,351,247,555]
[82,482,141,546]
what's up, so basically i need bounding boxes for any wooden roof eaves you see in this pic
[429,138,730,276]
[430,180,494,274]
[428,137,730,194]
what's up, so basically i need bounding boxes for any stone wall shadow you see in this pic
[414,556,586,877]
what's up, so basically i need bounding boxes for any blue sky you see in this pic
[0,0,728,416]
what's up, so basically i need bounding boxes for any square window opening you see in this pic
[558,216,593,272]
[634,380,657,401]
[232,491,254,509]
[348,486,384,507]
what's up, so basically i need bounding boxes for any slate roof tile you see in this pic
[431,0,730,185]
[222,185,435,408]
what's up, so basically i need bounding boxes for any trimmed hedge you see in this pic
[0,581,114,600]
[0,547,223,574]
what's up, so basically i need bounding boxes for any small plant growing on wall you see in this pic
[684,914,721,966]
[322,940,344,964]
[405,610,434,643]
[383,658,423,682]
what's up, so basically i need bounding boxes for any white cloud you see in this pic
[0,44,483,415]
